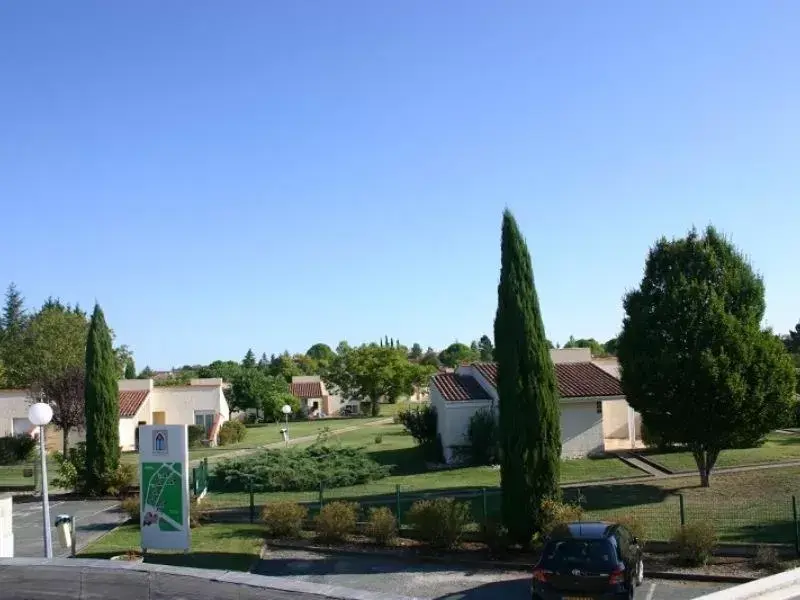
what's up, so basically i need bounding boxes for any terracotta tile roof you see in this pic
[291,381,324,398]
[471,361,623,399]
[431,373,491,402]
[119,390,149,418]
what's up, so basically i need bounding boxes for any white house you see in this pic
[429,348,642,463]
[290,376,335,417]
[0,378,230,453]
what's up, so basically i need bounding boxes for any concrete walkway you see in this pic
[616,452,673,477]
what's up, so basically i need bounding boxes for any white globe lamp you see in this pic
[281,404,292,416]
[28,402,54,558]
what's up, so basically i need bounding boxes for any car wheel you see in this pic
[635,559,644,586]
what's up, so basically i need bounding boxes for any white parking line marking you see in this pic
[645,581,657,600]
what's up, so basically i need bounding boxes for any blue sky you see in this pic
[2,2,799,369]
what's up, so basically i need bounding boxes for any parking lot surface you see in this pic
[255,548,734,599]
[12,498,125,557]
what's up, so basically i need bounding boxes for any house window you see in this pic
[596,401,602,414]
[195,411,215,436]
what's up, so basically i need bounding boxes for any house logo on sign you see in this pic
[153,430,168,454]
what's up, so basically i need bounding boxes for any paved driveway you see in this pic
[255,548,734,599]
[12,498,126,558]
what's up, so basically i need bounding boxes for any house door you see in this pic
[152,411,166,425]
[195,412,214,437]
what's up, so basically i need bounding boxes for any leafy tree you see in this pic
[242,349,257,369]
[40,366,85,454]
[307,343,336,366]
[114,344,134,378]
[124,358,136,379]
[438,342,480,368]
[477,335,494,362]
[198,360,241,383]
[231,368,290,419]
[419,348,441,368]
[269,351,302,381]
[494,209,561,543]
[22,303,88,385]
[83,304,121,494]
[563,335,606,357]
[0,283,28,387]
[409,343,423,361]
[604,336,619,356]
[618,226,796,487]
[258,352,270,370]
[292,353,318,375]
[138,365,155,379]
[325,344,417,416]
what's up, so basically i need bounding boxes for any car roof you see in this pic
[548,521,618,540]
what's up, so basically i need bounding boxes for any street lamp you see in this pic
[281,404,292,446]
[28,402,53,559]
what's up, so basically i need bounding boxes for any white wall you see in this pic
[150,385,229,426]
[561,401,605,458]
[602,399,630,439]
[0,391,31,438]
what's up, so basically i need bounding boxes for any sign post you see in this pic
[138,425,191,552]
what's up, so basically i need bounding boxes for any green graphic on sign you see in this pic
[142,462,185,532]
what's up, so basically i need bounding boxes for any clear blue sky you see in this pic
[2,2,799,370]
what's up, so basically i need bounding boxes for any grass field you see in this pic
[641,432,800,473]
[0,460,58,488]
[79,522,264,571]
[202,421,644,508]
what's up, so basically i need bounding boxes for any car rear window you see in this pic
[540,539,618,570]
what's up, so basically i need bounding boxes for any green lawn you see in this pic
[79,522,264,571]
[202,421,644,509]
[642,433,800,473]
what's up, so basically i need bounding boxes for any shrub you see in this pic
[465,409,498,466]
[262,502,308,538]
[641,421,674,451]
[407,497,471,549]
[398,405,438,448]
[52,443,87,491]
[481,519,509,554]
[188,425,206,448]
[214,446,390,492]
[315,501,358,543]
[365,506,397,545]
[374,435,383,444]
[103,463,137,497]
[539,498,584,536]
[0,434,36,465]
[613,514,647,544]
[120,496,140,522]
[218,420,247,446]
[671,522,717,566]
[754,545,781,572]
[189,506,210,529]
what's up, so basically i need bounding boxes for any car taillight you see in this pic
[608,565,625,585]
[532,567,551,583]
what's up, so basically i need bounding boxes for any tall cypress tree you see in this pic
[493,209,561,543]
[84,303,120,493]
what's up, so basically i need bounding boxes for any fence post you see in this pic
[793,495,799,557]
[395,485,402,527]
[679,494,686,526]
[318,482,324,509]
[191,467,197,496]
[249,477,255,524]
[481,487,488,525]
[203,458,209,481]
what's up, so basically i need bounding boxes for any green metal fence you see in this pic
[229,482,800,548]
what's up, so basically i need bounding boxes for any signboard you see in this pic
[138,425,191,551]
[0,494,12,557]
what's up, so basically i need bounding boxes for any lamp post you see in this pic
[28,402,53,559]
[281,404,292,447]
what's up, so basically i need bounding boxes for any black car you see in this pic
[531,521,644,600]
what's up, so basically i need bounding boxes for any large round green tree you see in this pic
[618,226,796,487]
[84,303,121,493]
[494,209,561,543]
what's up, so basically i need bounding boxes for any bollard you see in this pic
[248,477,255,524]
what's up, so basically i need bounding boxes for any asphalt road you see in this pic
[255,548,735,600]
[12,498,125,557]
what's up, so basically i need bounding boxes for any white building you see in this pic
[429,348,642,463]
[0,378,230,452]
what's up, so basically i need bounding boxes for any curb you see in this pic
[264,541,756,584]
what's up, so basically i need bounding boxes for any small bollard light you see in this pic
[55,514,73,552]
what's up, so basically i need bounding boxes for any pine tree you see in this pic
[84,304,121,494]
[124,358,136,379]
[493,209,561,543]
[0,283,28,387]
[242,349,256,369]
